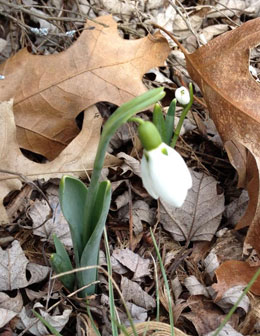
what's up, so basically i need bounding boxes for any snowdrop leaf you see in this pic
[59,176,88,265]
[79,181,111,296]
[50,235,75,291]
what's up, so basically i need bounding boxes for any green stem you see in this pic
[212,267,260,336]
[82,88,165,244]
[171,83,193,148]
[129,116,145,125]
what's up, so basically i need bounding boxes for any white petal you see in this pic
[175,86,190,105]
[145,144,192,207]
[140,153,159,200]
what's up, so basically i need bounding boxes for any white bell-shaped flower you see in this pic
[141,143,192,207]
[175,86,190,105]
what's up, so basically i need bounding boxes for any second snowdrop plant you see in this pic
[50,84,193,297]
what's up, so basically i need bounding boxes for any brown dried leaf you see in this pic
[0,291,23,328]
[19,303,71,336]
[0,240,49,290]
[185,18,260,255]
[0,15,170,159]
[0,101,118,224]
[29,195,72,247]
[160,170,225,241]
[184,296,226,336]
[224,190,249,227]
[184,276,209,297]
[112,248,150,279]
[121,277,155,310]
[209,285,250,313]
[212,260,260,301]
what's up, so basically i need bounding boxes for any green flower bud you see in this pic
[138,121,162,151]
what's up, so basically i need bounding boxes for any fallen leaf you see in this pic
[184,296,227,336]
[121,277,156,310]
[239,296,260,335]
[19,303,71,336]
[204,252,220,280]
[173,14,203,40]
[206,324,243,336]
[184,275,209,298]
[224,190,249,226]
[124,303,147,325]
[113,191,130,211]
[125,200,153,235]
[29,195,72,247]
[210,230,243,264]
[111,256,128,275]
[199,24,229,44]
[160,170,225,241]
[113,248,150,279]
[212,260,260,301]
[117,152,141,177]
[0,101,118,225]
[0,15,170,159]
[185,18,260,256]
[208,285,249,313]
[0,240,49,291]
[207,0,246,18]
[0,291,23,328]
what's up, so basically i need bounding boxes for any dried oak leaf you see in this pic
[183,18,260,255]
[112,248,151,279]
[0,101,118,224]
[212,260,260,301]
[0,291,23,328]
[0,15,170,160]
[0,240,49,290]
[160,170,225,241]
[121,277,156,310]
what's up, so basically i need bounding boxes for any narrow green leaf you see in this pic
[84,180,112,245]
[50,253,75,291]
[165,99,176,145]
[79,181,112,297]
[152,103,166,142]
[59,176,88,264]
[104,227,118,336]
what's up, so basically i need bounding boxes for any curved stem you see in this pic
[82,88,165,245]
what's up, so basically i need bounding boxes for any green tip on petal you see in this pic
[138,121,162,151]
[161,147,168,155]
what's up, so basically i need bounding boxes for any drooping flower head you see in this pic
[175,86,190,105]
[138,121,192,207]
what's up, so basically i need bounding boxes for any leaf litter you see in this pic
[1,1,260,335]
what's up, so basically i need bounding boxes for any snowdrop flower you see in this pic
[138,121,192,207]
[175,86,190,105]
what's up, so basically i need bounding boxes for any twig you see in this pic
[0,169,53,227]
[0,0,108,26]
[170,0,201,47]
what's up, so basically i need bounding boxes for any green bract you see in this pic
[138,121,162,151]
[51,87,165,297]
